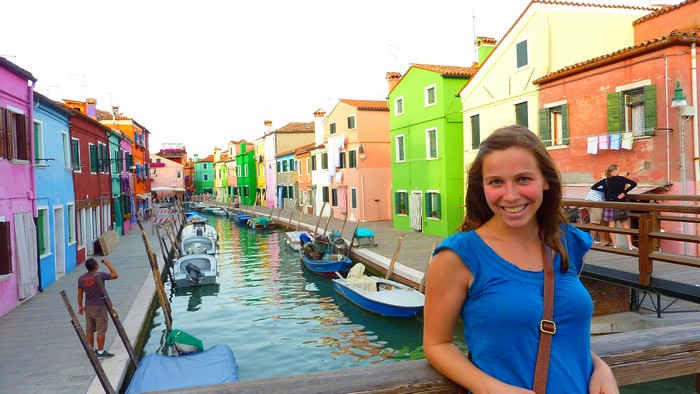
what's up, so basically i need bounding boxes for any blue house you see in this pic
[33,92,78,289]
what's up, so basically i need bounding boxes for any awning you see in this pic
[563,185,663,200]
[136,193,151,200]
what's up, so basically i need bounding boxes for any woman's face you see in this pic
[482,147,549,230]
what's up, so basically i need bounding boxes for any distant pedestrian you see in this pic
[78,258,119,359]
[586,177,612,246]
[592,164,637,249]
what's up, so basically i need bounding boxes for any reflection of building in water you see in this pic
[173,283,220,312]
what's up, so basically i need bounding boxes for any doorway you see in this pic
[53,206,65,279]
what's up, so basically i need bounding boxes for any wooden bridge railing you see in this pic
[563,194,700,287]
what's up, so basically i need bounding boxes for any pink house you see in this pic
[150,153,185,198]
[0,57,38,317]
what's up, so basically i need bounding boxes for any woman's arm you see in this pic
[423,250,533,393]
[589,352,619,394]
[622,177,637,195]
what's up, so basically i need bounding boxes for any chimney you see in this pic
[386,72,401,94]
[475,36,497,65]
[313,109,326,147]
[264,120,273,134]
[86,98,97,119]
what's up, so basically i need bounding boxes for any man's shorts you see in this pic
[589,207,604,224]
[85,305,109,336]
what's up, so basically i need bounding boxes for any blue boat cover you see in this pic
[356,228,375,237]
[126,344,239,393]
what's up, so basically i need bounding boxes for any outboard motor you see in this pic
[184,262,203,285]
[196,227,203,236]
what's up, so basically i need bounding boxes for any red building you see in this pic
[534,1,699,254]
[63,100,113,262]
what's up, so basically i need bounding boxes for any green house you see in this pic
[194,154,215,196]
[236,142,257,205]
[388,64,476,237]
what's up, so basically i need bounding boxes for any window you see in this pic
[297,160,302,175]
[349,150,357,168]
[395,97,404,115]
[330,122,337,134]
[347,115,356,130]
[203,174,209,181]
[156,158,161,163]
[470,115,480,150]
[62,132,71,170]
[395,135,405,162]
[395,191,408,215]
[516,39,528,68]
[282,160,288,172]
[71,138,80,171]
[515,102,528,128]
[177,171,182,178]
[331,188,338,206]
[244,166,248,177]
[539,104,570,147]
[425,85,436,107]
[606,85,657,137]
[426,128,438,159]
[306,157,311,174]
[288,158,294,172]
[67,203,76,244]
[321,153,328,170]
[203,163,208,170]
[34,121,45,166]
[38,207,50,256]
[3,108,31,161]
[89,143,98,173]
[312,155,317,171]
[277,161,281,173]
[339,151,346,169]
[322,186,329,203]
[350,188,357,209]
[426,191,441,219]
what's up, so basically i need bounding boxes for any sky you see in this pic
[1,0,658,157]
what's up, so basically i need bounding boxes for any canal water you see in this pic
[138,215,693,390]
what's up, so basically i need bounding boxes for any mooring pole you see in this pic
[96,276,139,368]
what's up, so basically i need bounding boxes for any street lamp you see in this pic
[673,81,695,255]
[671,81,688,108]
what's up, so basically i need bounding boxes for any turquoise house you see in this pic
[194,154,215,196]
[33,92,78,289]
[388,64,476,237]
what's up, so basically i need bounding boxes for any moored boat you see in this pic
[300,234,353,276]
[248,216,276,230]
[332,264,425,318]
[173,254,218,288]
[182,220,218,242]
[181,235,217,255]
[284,230,311,251]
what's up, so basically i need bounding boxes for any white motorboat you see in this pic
[182,221,218,243]
[173,254,218,288]
[181,235,217,255]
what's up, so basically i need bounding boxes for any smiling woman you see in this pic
[423,125,618,394]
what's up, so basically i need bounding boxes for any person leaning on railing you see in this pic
[591,165,637,250]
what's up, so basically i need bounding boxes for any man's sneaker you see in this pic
[96,350,114,359]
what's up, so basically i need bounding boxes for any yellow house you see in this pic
[460,1,656,166]
[254,136,265,205]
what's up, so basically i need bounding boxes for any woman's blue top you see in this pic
[434,224,594,393]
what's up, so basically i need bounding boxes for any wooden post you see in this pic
[313,202,327,236]
[386,234,405,280]
[288,199,297,227]
[323,209,333,235]
[95,276,139,368]
[155,225,174,286]
[346,220,361,257]
[60,290,116,394]
[269,206,275,219]
[276,204,284,222]
[339,214,348,237]
[638,214,652,287]
[295,202,306,231]
[419,242,438,294]
[136,220,173,332]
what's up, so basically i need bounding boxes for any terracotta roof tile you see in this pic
[0,56,36,82]
[272,122,315,133]
[338,99,389,111]
[533,29,700,84]
[632,0,695,25]
[96,108,132,121]
[199,155,215,162]
[533,0,656,12]
[410,63,478,77]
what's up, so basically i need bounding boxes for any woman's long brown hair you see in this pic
[459,125,569,272]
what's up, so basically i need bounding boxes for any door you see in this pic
[54,206,65,279]
[409,192,423,232]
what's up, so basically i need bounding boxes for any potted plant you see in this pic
[430,210,438,218]
[398,202,406,215]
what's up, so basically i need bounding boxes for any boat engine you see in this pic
[184,262,203,285]
[196,227,204,236]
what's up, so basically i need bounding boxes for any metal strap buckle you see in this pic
[540,319,556,335]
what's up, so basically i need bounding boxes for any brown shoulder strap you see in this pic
[533,243,555,394]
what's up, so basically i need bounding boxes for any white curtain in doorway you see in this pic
[14,211,38,299]
[409,193,422,231]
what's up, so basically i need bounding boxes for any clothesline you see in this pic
[585,131,634,154]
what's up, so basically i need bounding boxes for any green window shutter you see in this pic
[425,195,432,216]
[90,144,98,173]
[644,85,657,136]
[471,115,480,150]
[606,92,624,133]
[539,108,551,147]
[37,212,45,255]
[562,104,570,145]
